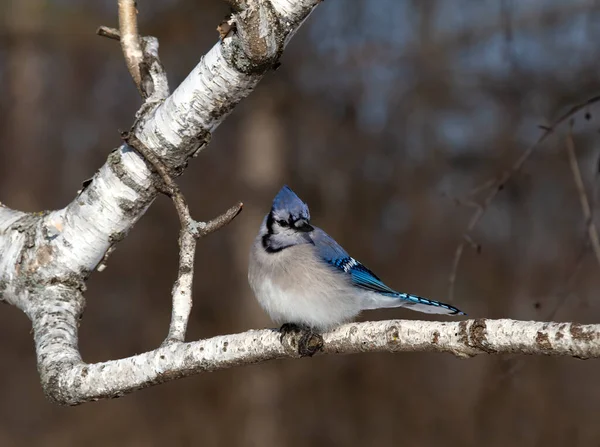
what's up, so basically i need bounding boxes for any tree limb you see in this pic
[33,285,600,405]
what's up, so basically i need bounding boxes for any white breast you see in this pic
[248,241,363,331]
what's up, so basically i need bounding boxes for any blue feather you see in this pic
[310,228,465,315]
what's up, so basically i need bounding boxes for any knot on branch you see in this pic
[138,37,170,102]
[224,0,284,74]
[279,324,324,357]
[459,319,497,354]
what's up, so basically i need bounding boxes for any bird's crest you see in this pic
[271,185,310,222]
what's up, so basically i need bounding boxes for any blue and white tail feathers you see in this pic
[310,227,466,316]
[369,291,466,315]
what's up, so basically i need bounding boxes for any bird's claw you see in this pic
[279,323,304,342]
[279,323,324,357]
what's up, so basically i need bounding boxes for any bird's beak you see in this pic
[295,220,314,232]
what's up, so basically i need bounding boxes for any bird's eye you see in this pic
[277,219,289,227]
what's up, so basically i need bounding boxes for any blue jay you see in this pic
[248,186,465,337]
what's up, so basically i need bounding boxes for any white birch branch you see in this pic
[0,0,598,407]
[30,285,600,405]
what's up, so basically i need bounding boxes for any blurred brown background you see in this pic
[2,0,600,445]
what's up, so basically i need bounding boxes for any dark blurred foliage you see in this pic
[1,0,600,445]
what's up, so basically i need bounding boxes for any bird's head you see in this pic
[261,185,314,252]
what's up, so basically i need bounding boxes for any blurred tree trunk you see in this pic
[1,0,47,210]
[232,92,287,446]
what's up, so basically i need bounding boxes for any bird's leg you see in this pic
[279,323,324,357]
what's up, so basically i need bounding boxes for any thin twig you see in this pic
[123,132,242,344]
[103,6,168,101]
[200,204,244,236]
[463,234,481,253]
[118,0,144,93]
[467,178,496,196]
[123,133,192,229]
[448,94,600,301]
[96,26,120,40]
[565,129,600,268]
[114,1,230,345]
[122,133,242,239]
[440,191,482,209]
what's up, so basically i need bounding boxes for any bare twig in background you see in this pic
[118,0,144,93]
[565,129,600,268]
[448,94,600,301]
[467,178,497,196]
[479,130,598,390]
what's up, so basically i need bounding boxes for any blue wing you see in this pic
[310,227,465,315]
[310,228,398,295]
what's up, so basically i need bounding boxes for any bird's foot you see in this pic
[279,323,323,357]
[279,323,306,342]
